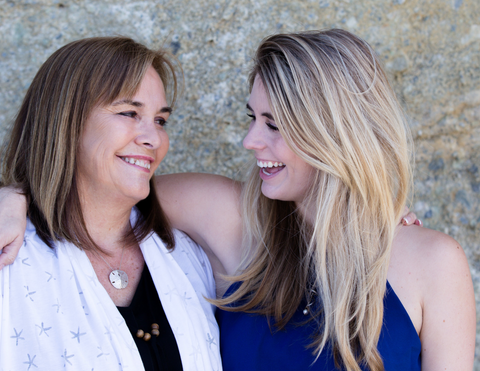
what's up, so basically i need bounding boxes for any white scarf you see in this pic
[0,211,222,371]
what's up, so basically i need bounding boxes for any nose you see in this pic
[135,120,163,149]
[243,121,266,150]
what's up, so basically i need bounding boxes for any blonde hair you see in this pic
[1,37,179,251]
[218,29,412,370]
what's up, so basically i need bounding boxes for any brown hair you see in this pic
[217,29,412,371]
[1,36,179,251]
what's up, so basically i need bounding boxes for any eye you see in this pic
[266,122,279,131]
[119,111,137,118]
[155,117,168,127]
[246,113,255,121]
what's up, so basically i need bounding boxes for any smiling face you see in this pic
[243,76,315,205]
[76,66,170,207]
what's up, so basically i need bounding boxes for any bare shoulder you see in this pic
[389,226,475,370]
[389,226,472,312]
[391,225,470,285]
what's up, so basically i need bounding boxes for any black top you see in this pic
[117,264,183,371]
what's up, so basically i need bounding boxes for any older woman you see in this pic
[0,37,221,370]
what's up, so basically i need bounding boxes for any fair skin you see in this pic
[74,65,171,306]
[245,78,315,206]
[0,76,473,368]
[243,80,475,370]
[244,80,475,369]
[388,226,476,370]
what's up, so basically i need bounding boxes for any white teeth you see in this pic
[256,160,284,168]
[121,157,151,170]
[262,168,271,176]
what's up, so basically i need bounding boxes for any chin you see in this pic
[260,185,284,201]
[261,185,305,204]
[137,189,151,202]
[122,184,151,204]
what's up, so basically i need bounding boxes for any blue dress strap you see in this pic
[378,281,422,370]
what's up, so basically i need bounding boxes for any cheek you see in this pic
[300,163,315,183]
[79,136,110,168]
[289,156,315,185]
[79,123,114,160]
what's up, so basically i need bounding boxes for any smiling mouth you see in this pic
[120,157,151,170]
[257,160,285,175]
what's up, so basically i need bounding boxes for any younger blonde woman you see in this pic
[214,29,475,370]
[0,29,474,370]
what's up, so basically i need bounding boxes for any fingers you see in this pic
[0,187,29,270]
[0,235,25,270]
[401,211,422,227]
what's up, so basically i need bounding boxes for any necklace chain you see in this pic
[96,245,125,271]
[95,246,128,290]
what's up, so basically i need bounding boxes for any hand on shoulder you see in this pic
[0,187,27,270]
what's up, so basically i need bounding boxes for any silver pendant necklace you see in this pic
[303,288,317,316]
[96,246,128,289]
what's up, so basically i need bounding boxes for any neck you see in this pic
[79,193,135,255]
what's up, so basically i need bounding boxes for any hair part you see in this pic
[1,36,179,251]
[216,29,412,371]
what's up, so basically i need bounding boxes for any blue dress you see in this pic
[216,282,421,370]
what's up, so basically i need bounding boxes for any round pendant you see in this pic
[109,269,128,289]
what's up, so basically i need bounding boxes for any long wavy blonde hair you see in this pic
[217,29,412,370]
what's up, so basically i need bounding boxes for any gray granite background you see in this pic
[1,0,479,366]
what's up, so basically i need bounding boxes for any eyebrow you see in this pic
[112,99,172,114]
[246,103,275,121]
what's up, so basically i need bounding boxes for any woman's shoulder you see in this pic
[168,229,216,298]
[390,225,470,285]
[18,218,56,257]
[1,219,63,294]
[389,225,472,304]
[388,225,475,368]
[171,229,211,268]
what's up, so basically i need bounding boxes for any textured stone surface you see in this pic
[0,0,479,366]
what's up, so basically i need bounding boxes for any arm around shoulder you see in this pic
[154,173,244,277]
[416,229,476,370]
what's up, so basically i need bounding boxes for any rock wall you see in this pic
[1,0,479,366]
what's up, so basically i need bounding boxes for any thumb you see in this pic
[0,236,24,270]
